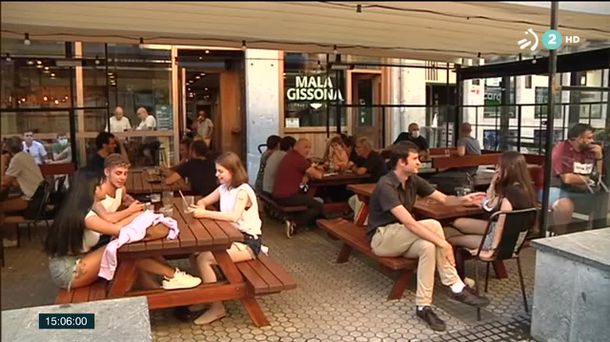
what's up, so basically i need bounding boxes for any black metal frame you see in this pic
[465,207,540,320]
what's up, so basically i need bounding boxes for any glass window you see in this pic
[283,52,346,129]
[535,86,548,118]
[483,78,516,118]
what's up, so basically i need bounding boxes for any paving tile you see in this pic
[2,215,537,341]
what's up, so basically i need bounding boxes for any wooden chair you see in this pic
[465,207,540,320]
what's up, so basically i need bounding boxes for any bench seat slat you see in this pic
[236,255,297,295]
[317,218,416,270]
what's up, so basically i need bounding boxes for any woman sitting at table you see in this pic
[190,151,263,325]
[323,136,352,172]
[443,151,537,259]
[45,170,202,291]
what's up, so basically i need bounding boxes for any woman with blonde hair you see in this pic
[444,151,538,259]
[189,151,263,325]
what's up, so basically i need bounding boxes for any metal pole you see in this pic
[540,1,559,235]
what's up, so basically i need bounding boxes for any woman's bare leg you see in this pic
[70,247,106,289]
[453,218,488,235]
[194,243,254,325]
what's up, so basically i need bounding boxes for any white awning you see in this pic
[2,1,609,62]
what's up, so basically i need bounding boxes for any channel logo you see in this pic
[518,28,539,51]
[518,28,582,51]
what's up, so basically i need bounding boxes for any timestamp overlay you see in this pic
[39,313,95,329]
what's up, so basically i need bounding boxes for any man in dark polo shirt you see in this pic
[368,141,489,331]
[165,140,216,197]
[393,123,430,160]
[273,138,324,231]
[549,123,606,234]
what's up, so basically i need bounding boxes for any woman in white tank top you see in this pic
[190,151,263,325]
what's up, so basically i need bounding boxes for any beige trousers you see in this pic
[371,219,461,306]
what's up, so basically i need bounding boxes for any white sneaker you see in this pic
[162,268,202,290]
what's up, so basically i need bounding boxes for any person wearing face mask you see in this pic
[393,123,430,160]
[549,123,606,234]
[52,133,72,163]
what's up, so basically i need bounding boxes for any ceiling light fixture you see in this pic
[205,50,210,54]
[241,40,247,50]
[333,45,338,55]
[24,33,31,46]
[95,55,100,65]
[5,53,11,62]
[356,4,362,13]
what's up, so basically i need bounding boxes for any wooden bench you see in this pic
[55,279,108,304]
[258,192,307,237]
[317,218,418,300]
[236,254,297,295]
[432,153,502,169]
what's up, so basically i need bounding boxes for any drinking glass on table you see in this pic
[162,191,173,209]
[183,196,195,213]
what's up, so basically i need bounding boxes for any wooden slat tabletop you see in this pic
[119,198,242,259]
[127,170,191,195]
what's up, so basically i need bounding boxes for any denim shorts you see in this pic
[48,255,81,290]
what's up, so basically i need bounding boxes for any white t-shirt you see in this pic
[196,118,214,138]
[218,183,262,236]
[5,151,44,200]
[136,115,157,131]
[106,116,132,133]
[23,140,47,165]
[83,188,124,252]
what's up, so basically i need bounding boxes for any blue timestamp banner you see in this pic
[39,313,95,329]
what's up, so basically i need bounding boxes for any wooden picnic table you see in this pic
[307,171,371,213]
[127,169,191,195]
[347,182,508,279]
[108,198,271,326]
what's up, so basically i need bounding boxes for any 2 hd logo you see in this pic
[518,28,581,51]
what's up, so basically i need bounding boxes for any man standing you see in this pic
[1,136,44,245]
[550,123,606,234]
[273,138,324,231]
[195,110,214,147]
[368,141,489,331]
[22,131,47,165]
[393,123,430,160]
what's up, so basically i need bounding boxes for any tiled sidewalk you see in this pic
[1,216,537,341]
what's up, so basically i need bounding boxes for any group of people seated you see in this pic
[44,147,262,325]
[253,133,389,233]
[0,117,605,331]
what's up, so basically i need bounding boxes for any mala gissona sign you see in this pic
[286,76,344,101]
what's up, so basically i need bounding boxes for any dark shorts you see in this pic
[242,233,262,256]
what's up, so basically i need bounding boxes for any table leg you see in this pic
[354,203,369,226]
[212,250,270,327]
[108,260,137,298]
[493,260,508,279]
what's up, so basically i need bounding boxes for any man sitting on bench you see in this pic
[367,141,490,332]
[272,138,324,232]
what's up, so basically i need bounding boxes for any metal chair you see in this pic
[465,207,539,320]
[4,180,53,243]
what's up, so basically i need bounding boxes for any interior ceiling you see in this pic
[2,2,609,63]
